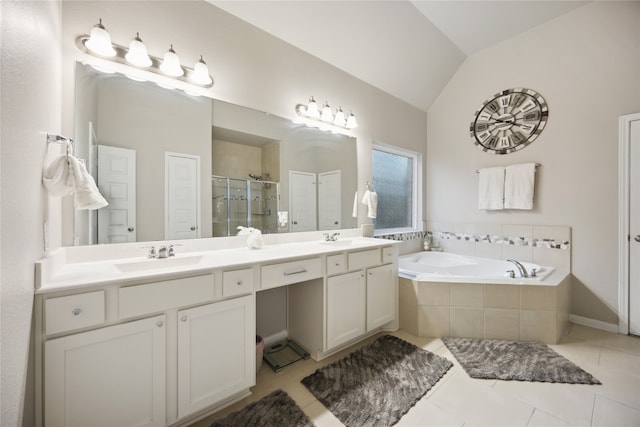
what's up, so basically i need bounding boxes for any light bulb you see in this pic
[321,101,333,122]
[125,33,152,67]
[333,107,346,127]
[191,55,213,86]
[84,19,116,57]
[306,96,320,119]
[346,112,358,129]
[160,45,184,77]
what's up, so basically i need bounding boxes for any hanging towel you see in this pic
[477,166,505,210]
[352,192,358,218]
[43,154,109,210]
[361,190,378,219]
[504,162,536,210]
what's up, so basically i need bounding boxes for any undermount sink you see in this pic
[115,255,204,273]
[318,239,368,247]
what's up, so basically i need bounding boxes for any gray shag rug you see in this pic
[209,389,314,427]
[301,335,453,426]
[442,337,601,384]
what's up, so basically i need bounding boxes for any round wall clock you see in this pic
[470,88,548,154]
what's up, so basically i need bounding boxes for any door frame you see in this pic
[164,152,201,240]
[617,112,640,334]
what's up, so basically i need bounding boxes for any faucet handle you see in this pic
[147,246,157,259]
[505,270,516,278]
[531,268,537,277]
[168,244,175,257]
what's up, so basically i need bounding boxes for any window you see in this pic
[372,143,421,234]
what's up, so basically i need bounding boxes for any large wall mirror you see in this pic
[73,62,357,245]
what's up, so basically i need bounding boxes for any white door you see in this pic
[630,117,640,335]
[289,170,317,232]
[326,271,366,349]
[366,264,396,331]
[177,295,254,418]
[166,153,200,240]
[45,315,166,427]
[97,145,136,244]
[318,170,341,230]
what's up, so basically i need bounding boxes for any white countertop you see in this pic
[36,234,398,293]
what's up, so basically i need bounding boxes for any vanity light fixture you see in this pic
[159,45,184,77]
[84,19,116,57]
[78,19,214,93]
[124,33,152,67]
[295,96,358,132]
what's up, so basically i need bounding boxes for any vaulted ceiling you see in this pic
[211,1,589,112]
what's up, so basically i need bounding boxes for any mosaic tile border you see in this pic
[376,230,570,250]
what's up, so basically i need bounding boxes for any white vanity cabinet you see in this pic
[44,315,167,427]
[177,295,254,417]
[366,263,396,331]
[326,270,366,348]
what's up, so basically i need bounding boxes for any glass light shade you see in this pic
[191,55,213,86]
[84,19,116,57]
[333,108,346,127]
[160,45,184,77]
[321,102,333,122]
[346,112,358,129]
[306,96,320,119]
[125,33,152,67]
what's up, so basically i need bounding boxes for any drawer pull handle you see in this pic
[236,280,243,286]
[156,321,164,328]
[284,268,307,276]
[71,308,82,316]
[181,316,188,322]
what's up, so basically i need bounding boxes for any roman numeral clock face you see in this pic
[470,88,548,154]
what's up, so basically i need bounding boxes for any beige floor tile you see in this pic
[592,395,640,427]
[598,346,640,377]
[398,398,465,426]
[527,409,574,427]
[493,379,596,426]
[603,333,640,356]
[575,364,640,410]
[302,400,343,426]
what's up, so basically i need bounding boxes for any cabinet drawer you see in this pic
[223,268,254,297]
[45,291,105,335]
[326,254,346,276]
[119,274,214,319]
[261,258,322,289]
[348,249,381,270]
[382,246,395,264]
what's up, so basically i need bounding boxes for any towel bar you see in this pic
[475,163,540,173]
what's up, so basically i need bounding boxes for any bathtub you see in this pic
[397,251,570,344]
[399,251,553,283]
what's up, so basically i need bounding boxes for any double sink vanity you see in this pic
[34,230,399,427]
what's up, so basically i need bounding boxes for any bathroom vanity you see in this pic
[34,231,399,427]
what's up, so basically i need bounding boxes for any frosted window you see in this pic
[372,148,414,231]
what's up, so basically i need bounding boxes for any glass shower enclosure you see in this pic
[212,175,280,236]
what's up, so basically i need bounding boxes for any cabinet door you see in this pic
[367,264,396,331]
[326,271,366,349]
[45,315,166,427]
[178,295,255,417]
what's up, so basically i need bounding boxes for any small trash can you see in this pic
[256,335,264,372]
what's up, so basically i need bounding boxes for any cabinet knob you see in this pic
[181,316,188,322]
[635,235,640,242]
[128,227,135,232]
[190,226,196,231]
[156,321,164,328]
[236,280,243,286]
[71,308,82,316]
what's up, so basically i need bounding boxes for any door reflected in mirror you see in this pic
[73,62,357,245]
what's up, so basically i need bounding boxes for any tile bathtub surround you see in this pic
[190,325,640,427]
[399,275,572,344]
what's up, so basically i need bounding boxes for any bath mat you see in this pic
[209,389,314,427]
[442,337,601,384]
[301,335,453,426]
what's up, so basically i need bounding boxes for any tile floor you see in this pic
[190,324,640,427]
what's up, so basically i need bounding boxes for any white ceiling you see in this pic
[211,1,589,112]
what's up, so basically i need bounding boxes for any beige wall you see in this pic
[1,2,62,426]
[426,1,640,324]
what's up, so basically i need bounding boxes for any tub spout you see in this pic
[506,259,529,278]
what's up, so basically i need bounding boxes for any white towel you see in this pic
[504,163,536,210]
[352,192,358,218]
[361,190,378,219]
[43,154,109,210]
[477,166,505,210]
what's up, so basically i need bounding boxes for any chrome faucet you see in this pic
[323,232,340,241]
[506,259,529,278]
[157,244,175,259]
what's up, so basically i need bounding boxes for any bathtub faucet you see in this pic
[506,259,529,278]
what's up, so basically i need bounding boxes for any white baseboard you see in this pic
[569,314,619,333]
